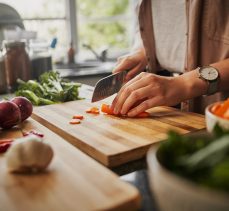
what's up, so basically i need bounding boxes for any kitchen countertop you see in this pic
[0,84,206,211]
[0,85,159,211]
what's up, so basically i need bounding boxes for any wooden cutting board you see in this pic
[32,99,206,167]
[0,118,140,211]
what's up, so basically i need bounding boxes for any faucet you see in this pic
[82,43,108,62]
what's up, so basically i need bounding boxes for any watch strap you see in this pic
[207,79,219,95]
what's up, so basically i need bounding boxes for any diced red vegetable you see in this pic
[22,130,44,138]
[0,139,13,153]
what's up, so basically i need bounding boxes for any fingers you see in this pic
[127,97,163,117]
[112,73,148,114]
[111,73,145,110]
[120,85,153,115]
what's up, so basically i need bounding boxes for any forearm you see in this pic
[176,58,229,101]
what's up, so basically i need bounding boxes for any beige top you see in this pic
[152,0,187,73]
[138,0,229,113]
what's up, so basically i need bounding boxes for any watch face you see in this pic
[199,66,219,81]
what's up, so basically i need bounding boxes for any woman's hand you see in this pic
[111,71,207,117]
[113,48,147,81]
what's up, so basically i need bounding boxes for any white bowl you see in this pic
[147,145,229,211]
[205,102,229,133]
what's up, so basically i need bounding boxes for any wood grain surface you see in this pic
[0,118,140,211]
[32,99,206,167]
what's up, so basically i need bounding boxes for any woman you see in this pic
[111,0,229,116]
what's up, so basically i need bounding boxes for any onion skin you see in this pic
[0,101,21,129]
[11,97,33,122]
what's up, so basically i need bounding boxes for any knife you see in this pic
[91,70,127,102]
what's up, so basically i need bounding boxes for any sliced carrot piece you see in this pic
[86,107,100,114]
[69,119,81,124]
[101,103,150,118]
[90,111,100,114]
[73,115,84,120]
[136,111,150,118]
[101,104,114,115]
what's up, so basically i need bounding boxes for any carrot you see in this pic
[86,107,100,114]
[73,115,84,120]
[69,119,81,124]
[224,109,229,119]
[214,99,229,118]
[101,103,150,118]
[101,104,114,115]
[136,111,150,118]
[211,103,222,114]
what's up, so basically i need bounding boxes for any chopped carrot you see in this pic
[86,107,100,114]
[210,98,229,120]
[101,104,114,115]
[211,103,222,113]
[101,103,150,118]
[214,99,229,118]
[73,115,84,120]
[223,109,229,119]
[69,119,81,124]
[136,111,150,118]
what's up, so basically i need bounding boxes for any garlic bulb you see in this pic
[6,135,54,173]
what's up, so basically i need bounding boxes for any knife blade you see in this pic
[91,70,127,102]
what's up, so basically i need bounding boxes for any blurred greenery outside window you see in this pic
[78,0,131,54]
[1,0,135,62]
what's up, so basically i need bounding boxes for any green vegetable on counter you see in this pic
[158,124,229,193]
[15,71,82,105]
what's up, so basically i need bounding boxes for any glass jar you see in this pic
[3,40,31,92]
[0,50,7,94]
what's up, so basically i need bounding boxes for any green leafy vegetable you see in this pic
[15,71,82,105]
[158,124,229,193]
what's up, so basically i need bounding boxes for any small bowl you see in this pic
[147,145,229,211]
[205,102,229,133]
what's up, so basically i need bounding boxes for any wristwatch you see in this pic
[197,66,220,95]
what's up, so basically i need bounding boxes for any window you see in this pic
[0,0,67,52]
[77,0,132,57]
[1,0,136,62]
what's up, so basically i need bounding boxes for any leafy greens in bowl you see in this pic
[158,125,229,193]
[147,124,229,211]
